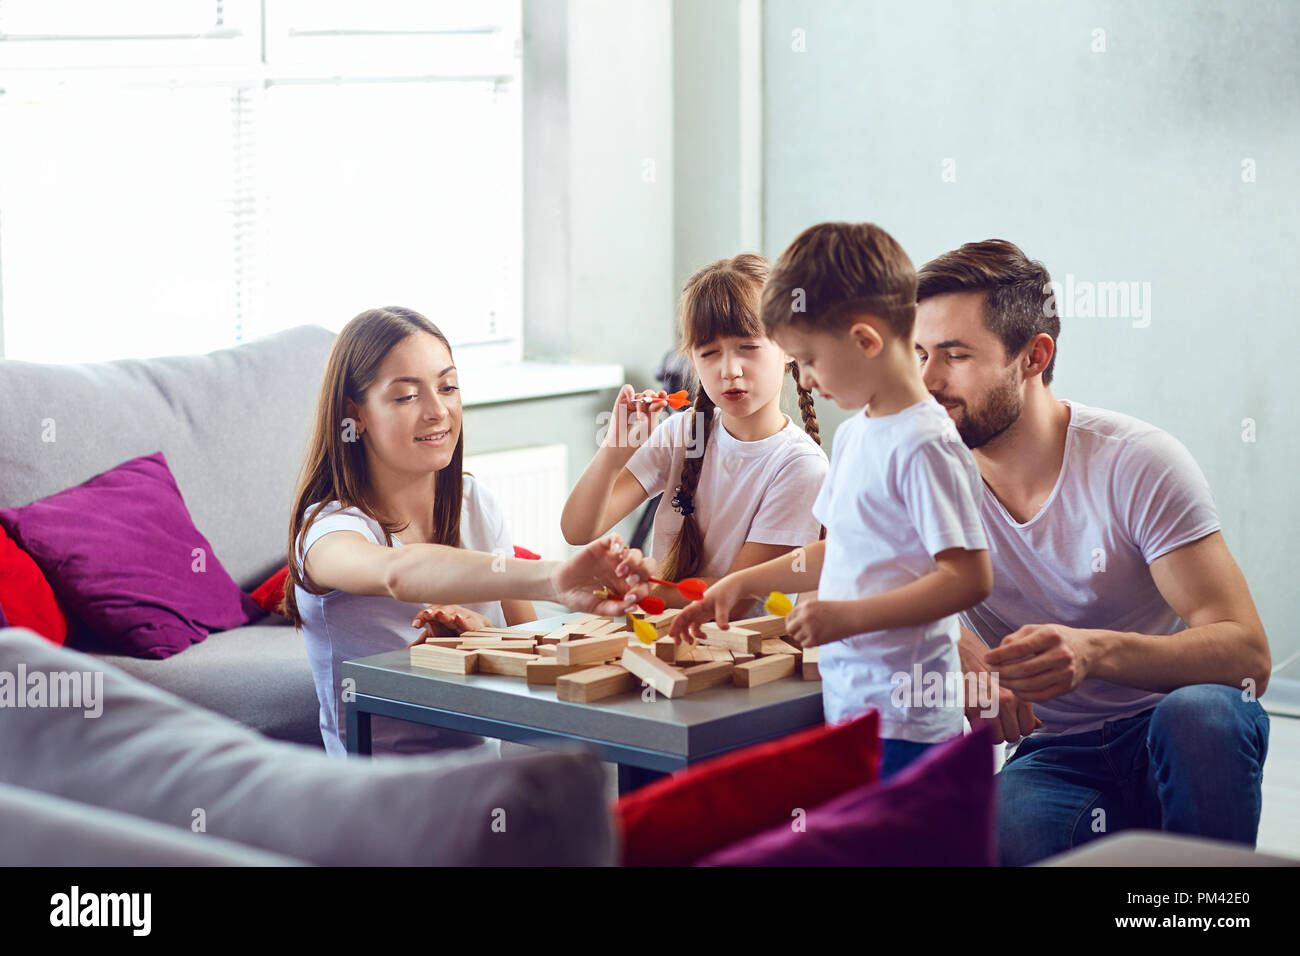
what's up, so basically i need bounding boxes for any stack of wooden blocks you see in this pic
[407,609,821,703]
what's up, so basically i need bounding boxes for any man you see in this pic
[913,239,1271,866]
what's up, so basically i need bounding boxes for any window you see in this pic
[0,0,522,363]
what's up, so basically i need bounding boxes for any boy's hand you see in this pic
[669,574,749,643]
[603,384,667,452]
[552,534,655,617]
[411,604,494,639]
[784,598,862,649]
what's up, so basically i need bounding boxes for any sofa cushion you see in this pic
[0,451,254,658]
[0,782,304,866]
[0,325,336,591]
[88,622,321,745]
[694,725,997,866]
[0,524,66,645]
[615,709,881,867]
[0,627,615,865]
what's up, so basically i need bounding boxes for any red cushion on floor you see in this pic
[0,524,68,645]
[614,709,881,866]
[251,564,289,615]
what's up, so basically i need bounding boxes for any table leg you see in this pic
[346,701,372,756]
[617,763,667,795]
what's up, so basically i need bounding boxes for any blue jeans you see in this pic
[996,684,1270,866]
[880,738,937,780]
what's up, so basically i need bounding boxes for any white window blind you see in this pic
[0,0,522,364]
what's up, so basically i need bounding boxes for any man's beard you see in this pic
[941,375,1022,449]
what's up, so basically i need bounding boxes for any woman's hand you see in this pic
[552,534,656,617]
[602,384,667,452]
[410,604,495,641]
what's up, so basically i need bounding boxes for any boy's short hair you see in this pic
[916,239,1060,385]
[760,222,918,340]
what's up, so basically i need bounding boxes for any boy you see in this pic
[670,222,994,778]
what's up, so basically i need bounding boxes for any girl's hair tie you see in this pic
[670,484,695,517]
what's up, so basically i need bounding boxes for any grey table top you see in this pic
[342,613,825,758]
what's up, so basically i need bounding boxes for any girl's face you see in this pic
[346,333,461,476]
[691,334,790,418]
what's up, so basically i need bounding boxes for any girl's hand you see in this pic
[784,599,859,649]
[669,574,750,644]
[602,384,667,452]
[552,534,656,616]
[411,604,495,640]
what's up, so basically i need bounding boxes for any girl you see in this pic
[561,254,828,620]
[282,306,652,756]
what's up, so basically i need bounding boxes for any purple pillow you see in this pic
[694,726,997,867]
[0,451,253,658]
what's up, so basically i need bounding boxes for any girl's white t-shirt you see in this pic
[294,474,511,756]
[626,408,828,613]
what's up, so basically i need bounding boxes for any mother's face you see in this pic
[347,332,462,474]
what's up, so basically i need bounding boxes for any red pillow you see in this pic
[251,565,290,615]
[615,709,881,866]
[251,544,541,615]
[0,524,68,645]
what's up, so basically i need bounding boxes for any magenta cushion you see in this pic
[694,726,997,866]
[0,451,254,658]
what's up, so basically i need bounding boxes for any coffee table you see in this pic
[341,615,824,793]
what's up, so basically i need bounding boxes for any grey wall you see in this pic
[763,0,1300,674]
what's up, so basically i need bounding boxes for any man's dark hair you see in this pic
[916,239,1060,385]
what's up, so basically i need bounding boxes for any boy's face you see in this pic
[914,290,1023,448]
[771,322,873,410]
[347,332,462,474]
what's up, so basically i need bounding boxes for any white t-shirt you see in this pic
[813,397,989,743]
[294,474,512,756]
[960,400,1221,750]
[626,408,828,616]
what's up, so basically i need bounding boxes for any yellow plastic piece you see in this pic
[764,591,793,617]
[628,615,659,645]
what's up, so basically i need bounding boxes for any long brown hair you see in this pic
[657,254,821,581]
[280,306,465,627]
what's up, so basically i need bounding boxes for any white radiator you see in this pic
[463,444,569,562]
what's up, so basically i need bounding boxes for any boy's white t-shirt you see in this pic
[960,400,1222,751]
[813,397,988,743]
[294,474,511,756]
[626,408,829,615]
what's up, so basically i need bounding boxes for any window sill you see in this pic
[459,360,625,407]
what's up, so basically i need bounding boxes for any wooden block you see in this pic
[801,646,820,680]
[525,660,593,685]
[455,638,537,651]
[761,638,803,658]
[620,647,689,698]
[682,659,736,694]
[475,649,540,677]
[539,628,578,644]
[732,652,756,665]
[411,637,466,648]
[409,645,478,674]
[555,634,630,666]
[555,664,637,702]
[537,644,558,658]
[585,619,629,636]
[731,614,788,640]
[732,653,796,688]
[653,637,676,662]
[640,609,683,637]
[675,642,730,664]
[697,624,762,654]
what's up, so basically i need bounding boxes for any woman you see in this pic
[281,306,651,755]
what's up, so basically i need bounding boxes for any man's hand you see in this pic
[984,624,1094,701]
[410,604,494,640]
[552,534,655,617]
[966,679,1043,745]
[783,598,861,649]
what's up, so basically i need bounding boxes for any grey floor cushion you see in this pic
[0,628,615,866]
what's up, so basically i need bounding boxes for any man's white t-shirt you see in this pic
[813,397,989,743]
[294,474,511,756]
[626,408,828,617]
[960,400,1221,750]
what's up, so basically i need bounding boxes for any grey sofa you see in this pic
[0,326,337,745]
